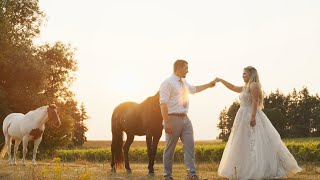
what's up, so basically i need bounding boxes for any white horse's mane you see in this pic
[25,106,48,117]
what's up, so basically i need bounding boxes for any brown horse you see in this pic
[111,92,163,175]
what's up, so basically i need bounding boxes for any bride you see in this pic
[215,66,301,179]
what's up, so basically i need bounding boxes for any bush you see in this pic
[35,138,320,164]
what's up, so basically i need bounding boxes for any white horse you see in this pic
[1,104,61,166]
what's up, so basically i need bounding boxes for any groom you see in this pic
[159,59,216,180]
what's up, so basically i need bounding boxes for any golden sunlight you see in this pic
[108,67,143,95]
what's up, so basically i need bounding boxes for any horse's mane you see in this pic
[25,106,48,116]
[140,96,152,105]
[140,92,159,105]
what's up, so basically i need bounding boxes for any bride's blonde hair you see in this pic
[244,66,264,108]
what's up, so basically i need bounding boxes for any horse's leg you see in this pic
[146,135,154,175]
[22,136,29,166]
[111,144,116,173]
[123,134,134,174]
[32,137,42,166]
[147,134,161,175]
[149,134,161,175]
[13,140,21,165]
[5,135,12,165]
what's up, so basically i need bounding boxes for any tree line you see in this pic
[217,87,320,141]
[0,0,88,151]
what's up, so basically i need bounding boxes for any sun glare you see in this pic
[117,76,139,94]
[108,68,143,95]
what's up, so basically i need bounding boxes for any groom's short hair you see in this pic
[174,59,188,72]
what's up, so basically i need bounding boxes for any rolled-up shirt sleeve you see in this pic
[159,80,171,104]
[185,81,197,94]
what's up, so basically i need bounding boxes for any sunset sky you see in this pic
[36,0,320,140]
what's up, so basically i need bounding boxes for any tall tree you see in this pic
[264,90,289,137]
[264,89,289,117]
[263,108,287,137]
[0,0,88,151]
[0,0,45,111]
[37,42,77,102]
[312,94,320,136]
[72,103,89,146]
[287,88,311,137]
[217,107,229,141]
[217,101,240,141]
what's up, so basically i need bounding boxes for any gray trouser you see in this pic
[163,115,196,178]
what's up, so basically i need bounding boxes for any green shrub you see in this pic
[37,138,320,164]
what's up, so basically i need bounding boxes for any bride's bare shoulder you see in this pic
[249,82,260,88]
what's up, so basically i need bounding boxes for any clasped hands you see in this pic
[209,77,222,87]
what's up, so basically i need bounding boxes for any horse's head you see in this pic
[47,104,61,127]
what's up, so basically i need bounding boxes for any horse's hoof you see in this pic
[148,172,155,177]
[111,167,116,173]
[126,169,132,174]
[32,160,38,166]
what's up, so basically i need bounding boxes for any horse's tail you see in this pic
[0,134,9,159]
[111,106,124,169]
[1,117,10,159]
[0,145,8,159]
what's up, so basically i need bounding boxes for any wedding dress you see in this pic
[218,87,301,179]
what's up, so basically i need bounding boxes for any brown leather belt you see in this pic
[168,113,187,117]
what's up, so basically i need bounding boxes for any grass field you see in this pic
[0,160,319,180]
[82,138,320,149]
[83,140,223,149]
[1,139,320,179]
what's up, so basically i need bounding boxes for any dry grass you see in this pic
[0,160,319,180]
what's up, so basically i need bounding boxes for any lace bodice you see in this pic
[239,87,252,107]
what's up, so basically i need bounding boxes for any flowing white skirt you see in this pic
[218,107,301,179]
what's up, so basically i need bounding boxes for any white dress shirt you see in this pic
[159,74,197,114]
